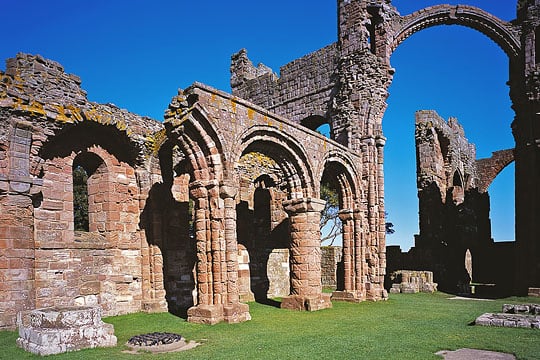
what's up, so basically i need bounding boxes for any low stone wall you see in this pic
[321,246,342,288]
[475,303,540,329]
[17,306,117,356]
[267,249,290,298]
[388,270,437,294]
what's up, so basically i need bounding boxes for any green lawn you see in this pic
[1,292,538,359]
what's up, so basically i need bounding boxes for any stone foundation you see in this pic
[388,270,437,294]
[331,290,365,303]
[475,303,540,329]
[281,294,332,311]
[16,306,117,356]
[187,303,251,325]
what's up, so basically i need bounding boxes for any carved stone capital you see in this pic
[283,197,326,215]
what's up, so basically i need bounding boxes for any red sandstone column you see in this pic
[281,198,332,311]
[186,180,220,324]
[207,182,225,306]
[332,209,366,302]
[220,181,251,323]
[187,180,250,324]
[340,210,354,291]
[376,136,387,297]
[354,209,366,294]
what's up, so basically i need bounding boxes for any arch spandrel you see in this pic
[163,93,228,184]
[235,125,317,199]
[391,5,521,59]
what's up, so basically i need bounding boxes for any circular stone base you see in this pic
[436,348,516,360]
[124,332,200,354]
[125,340,200,354]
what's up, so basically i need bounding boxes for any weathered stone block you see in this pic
[17,306,117,356]
[281,294,332,311]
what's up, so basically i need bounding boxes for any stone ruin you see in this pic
[475,303,540,329]
[1,0,539,329]
[387,111,517,296]
[16,306,116,356]
[388,270,437,294]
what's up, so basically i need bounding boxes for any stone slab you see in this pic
[436,348,516,360]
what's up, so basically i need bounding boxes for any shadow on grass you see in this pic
[255,297,281,308]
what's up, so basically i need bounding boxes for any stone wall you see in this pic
[0,48,389,328]
[231,0,540,296]
[231,44,338,124]
[0,53,166,329]
[321,246,343,288]
[388,270,437,294]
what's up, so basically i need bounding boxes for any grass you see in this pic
[0,292,538,359]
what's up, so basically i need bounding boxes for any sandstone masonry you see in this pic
[1,0,539,329]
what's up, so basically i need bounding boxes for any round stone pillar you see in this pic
[331,209,367,303]
[220,181,251,323]
[281,198,332,311]
[186,180,250,324]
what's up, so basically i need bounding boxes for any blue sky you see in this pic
[1,1,516,250]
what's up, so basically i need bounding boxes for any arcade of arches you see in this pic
[0,0,538,328]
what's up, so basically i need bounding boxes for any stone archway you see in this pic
[235,127,331,311]
[390,5,520,59]
[319,150,374,302]
[159,92,251,324]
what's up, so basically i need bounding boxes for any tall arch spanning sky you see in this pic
[385,0,515,249]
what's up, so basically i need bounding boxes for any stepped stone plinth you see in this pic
[17,306,117,356]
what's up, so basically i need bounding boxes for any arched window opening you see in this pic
[301,115,331,138]
[436,129,450,161]
[72,152,105,232]
[73,165,89,231]
[316,123,331,138]
[489,162,515,242]
[366,5,378,54]
[465,248,473,283]
[253,187,271,226]
[253,174,274,236]
[451,170,464,205]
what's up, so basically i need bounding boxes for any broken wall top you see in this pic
[0,53,164,165]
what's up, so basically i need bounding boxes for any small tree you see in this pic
[320,183,341,245]
[319,181,395,245]
[385,211,395,234]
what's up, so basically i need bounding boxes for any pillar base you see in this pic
[224,303,251,323]
[281,294,332,311]
[187,303,251,325]
[142,300,168,313]
[365,285,388,301]
[331,290,365,303]
[239,291,255,303]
